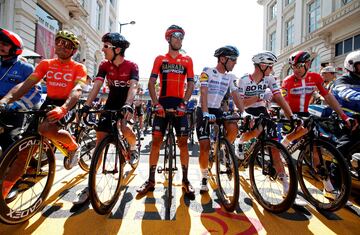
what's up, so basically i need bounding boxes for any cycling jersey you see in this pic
[95,59,139,109]
[332,73,360,113]
[150,53,194,99]
[0,57,41,110]
[281,72,328,113]
[30,58,87,100]
[199,67,237,109]
[237,73,280,108]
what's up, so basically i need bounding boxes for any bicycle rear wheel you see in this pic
[249,139,297,213]
[89,135,123,215]
[78,128,96,172]
[0,136,55,224]
[297,139,351,211]
[215,138,239,212]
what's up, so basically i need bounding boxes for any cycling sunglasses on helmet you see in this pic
[55,38,74,50]
[103,44,117,49]
[171,32,184,40]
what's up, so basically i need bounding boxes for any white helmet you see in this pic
[344,50,360,72]
[320,66,336,73]
[252,51,277,65]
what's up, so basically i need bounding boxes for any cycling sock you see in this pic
[323,178,335,191]
[200,168,208,180]
[181,165,188,182]
[130,145,137,151]
[149,165,156,183]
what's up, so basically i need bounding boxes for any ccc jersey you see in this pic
[237,73,280,108]
[150,53,194,99]
[199,67,238,109]
[95,60,139,109]
[31,59,87,100]
[282,72,328,113]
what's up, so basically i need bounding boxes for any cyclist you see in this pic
[332,50,360,156]
[281,50,353,199]
[197,45,245,194]
[311,65,338,104]
[0,28,42,153]
[137,25,195,197]
[74,32,139,205]
[237,51,296,196]
[0,30,87,199]
[134,85,145,139]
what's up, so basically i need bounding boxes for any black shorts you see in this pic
[96,103,124,133]
[196,107,223,141]
[245,106,277,139]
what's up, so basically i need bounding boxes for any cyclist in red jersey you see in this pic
[73,32,139,205]
[281,50,353,200]
[0,30,86,198]
[137,25,195,198]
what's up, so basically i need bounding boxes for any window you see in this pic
[344,38,353,54]
[310,55,320,73]
[96,1,102,30]
[308,0,320,33]
[285,18,294,47]
[270,2,277,20]
[269,31,276,51]
[285,0,294,6]
[335,41,343,56]
[355,34,360,50]
[342,0,352,6]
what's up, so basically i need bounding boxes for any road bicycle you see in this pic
[186,108,196,145]
[0,108,90,224]
[207,113,240,212]
[88,109,139,215]
[236,114,298,213]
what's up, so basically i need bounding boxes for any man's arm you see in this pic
[323,93,348,119]
[84,80,103,106]
[200,86,209,113]
[61,83,83,111]
[183,81,194,102]
[231,91,244,113]
[148,77,158,105]
[273,93,293,119]
[125,80,138,105]
[0,76,39,104]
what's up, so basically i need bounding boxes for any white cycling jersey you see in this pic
[237,73,280,108]
[199,67,238,109]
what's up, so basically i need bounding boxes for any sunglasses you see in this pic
[291,63,306,69]
[226,56,237,62]
[103,44,117,49]
[171,32,184,40]
[55,38,74,50]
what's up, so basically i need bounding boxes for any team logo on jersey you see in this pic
[199,72,209,82]
[281,88,287,97]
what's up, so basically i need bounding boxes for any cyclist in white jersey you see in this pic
[196,45,245,194]
[237,51,297,196]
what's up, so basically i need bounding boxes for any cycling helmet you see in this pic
[252,51,277,65]
[288,51,311,65]
[165,25,185,40]
[55,30,80,49]
[344,50,360,72]
[214,45,239,58]
[102,32,130,49]
[320,66,336,73]
[0,28,23,55]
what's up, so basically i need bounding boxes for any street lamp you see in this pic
[119,21,136,33]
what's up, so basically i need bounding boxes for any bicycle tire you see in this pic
[215,138,239,212]
[249,139,297,213]
[88,135,123,215]
[0,136,55,224]
[297,138,351,211]
[166,133,175,214]
[78,128,96,172]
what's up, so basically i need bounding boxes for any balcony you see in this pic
[321,0,360,28]
[62,0,89,18]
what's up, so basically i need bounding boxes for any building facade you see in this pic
[0,0,121,77]
[257,0,360,80]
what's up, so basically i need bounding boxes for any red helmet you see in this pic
[165,25,185,41]
[288,51,311,65]
[0,28,23,56]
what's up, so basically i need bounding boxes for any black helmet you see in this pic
[214,45,239,58]
[102,32,130,49]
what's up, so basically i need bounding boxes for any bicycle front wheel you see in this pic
[88,135,123,215]
[165,133,175,215]
[249,139,297,213]
[215,138,239,212]
[297,138,351,211]
[78,128,96,172]
[0,136,55,224]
